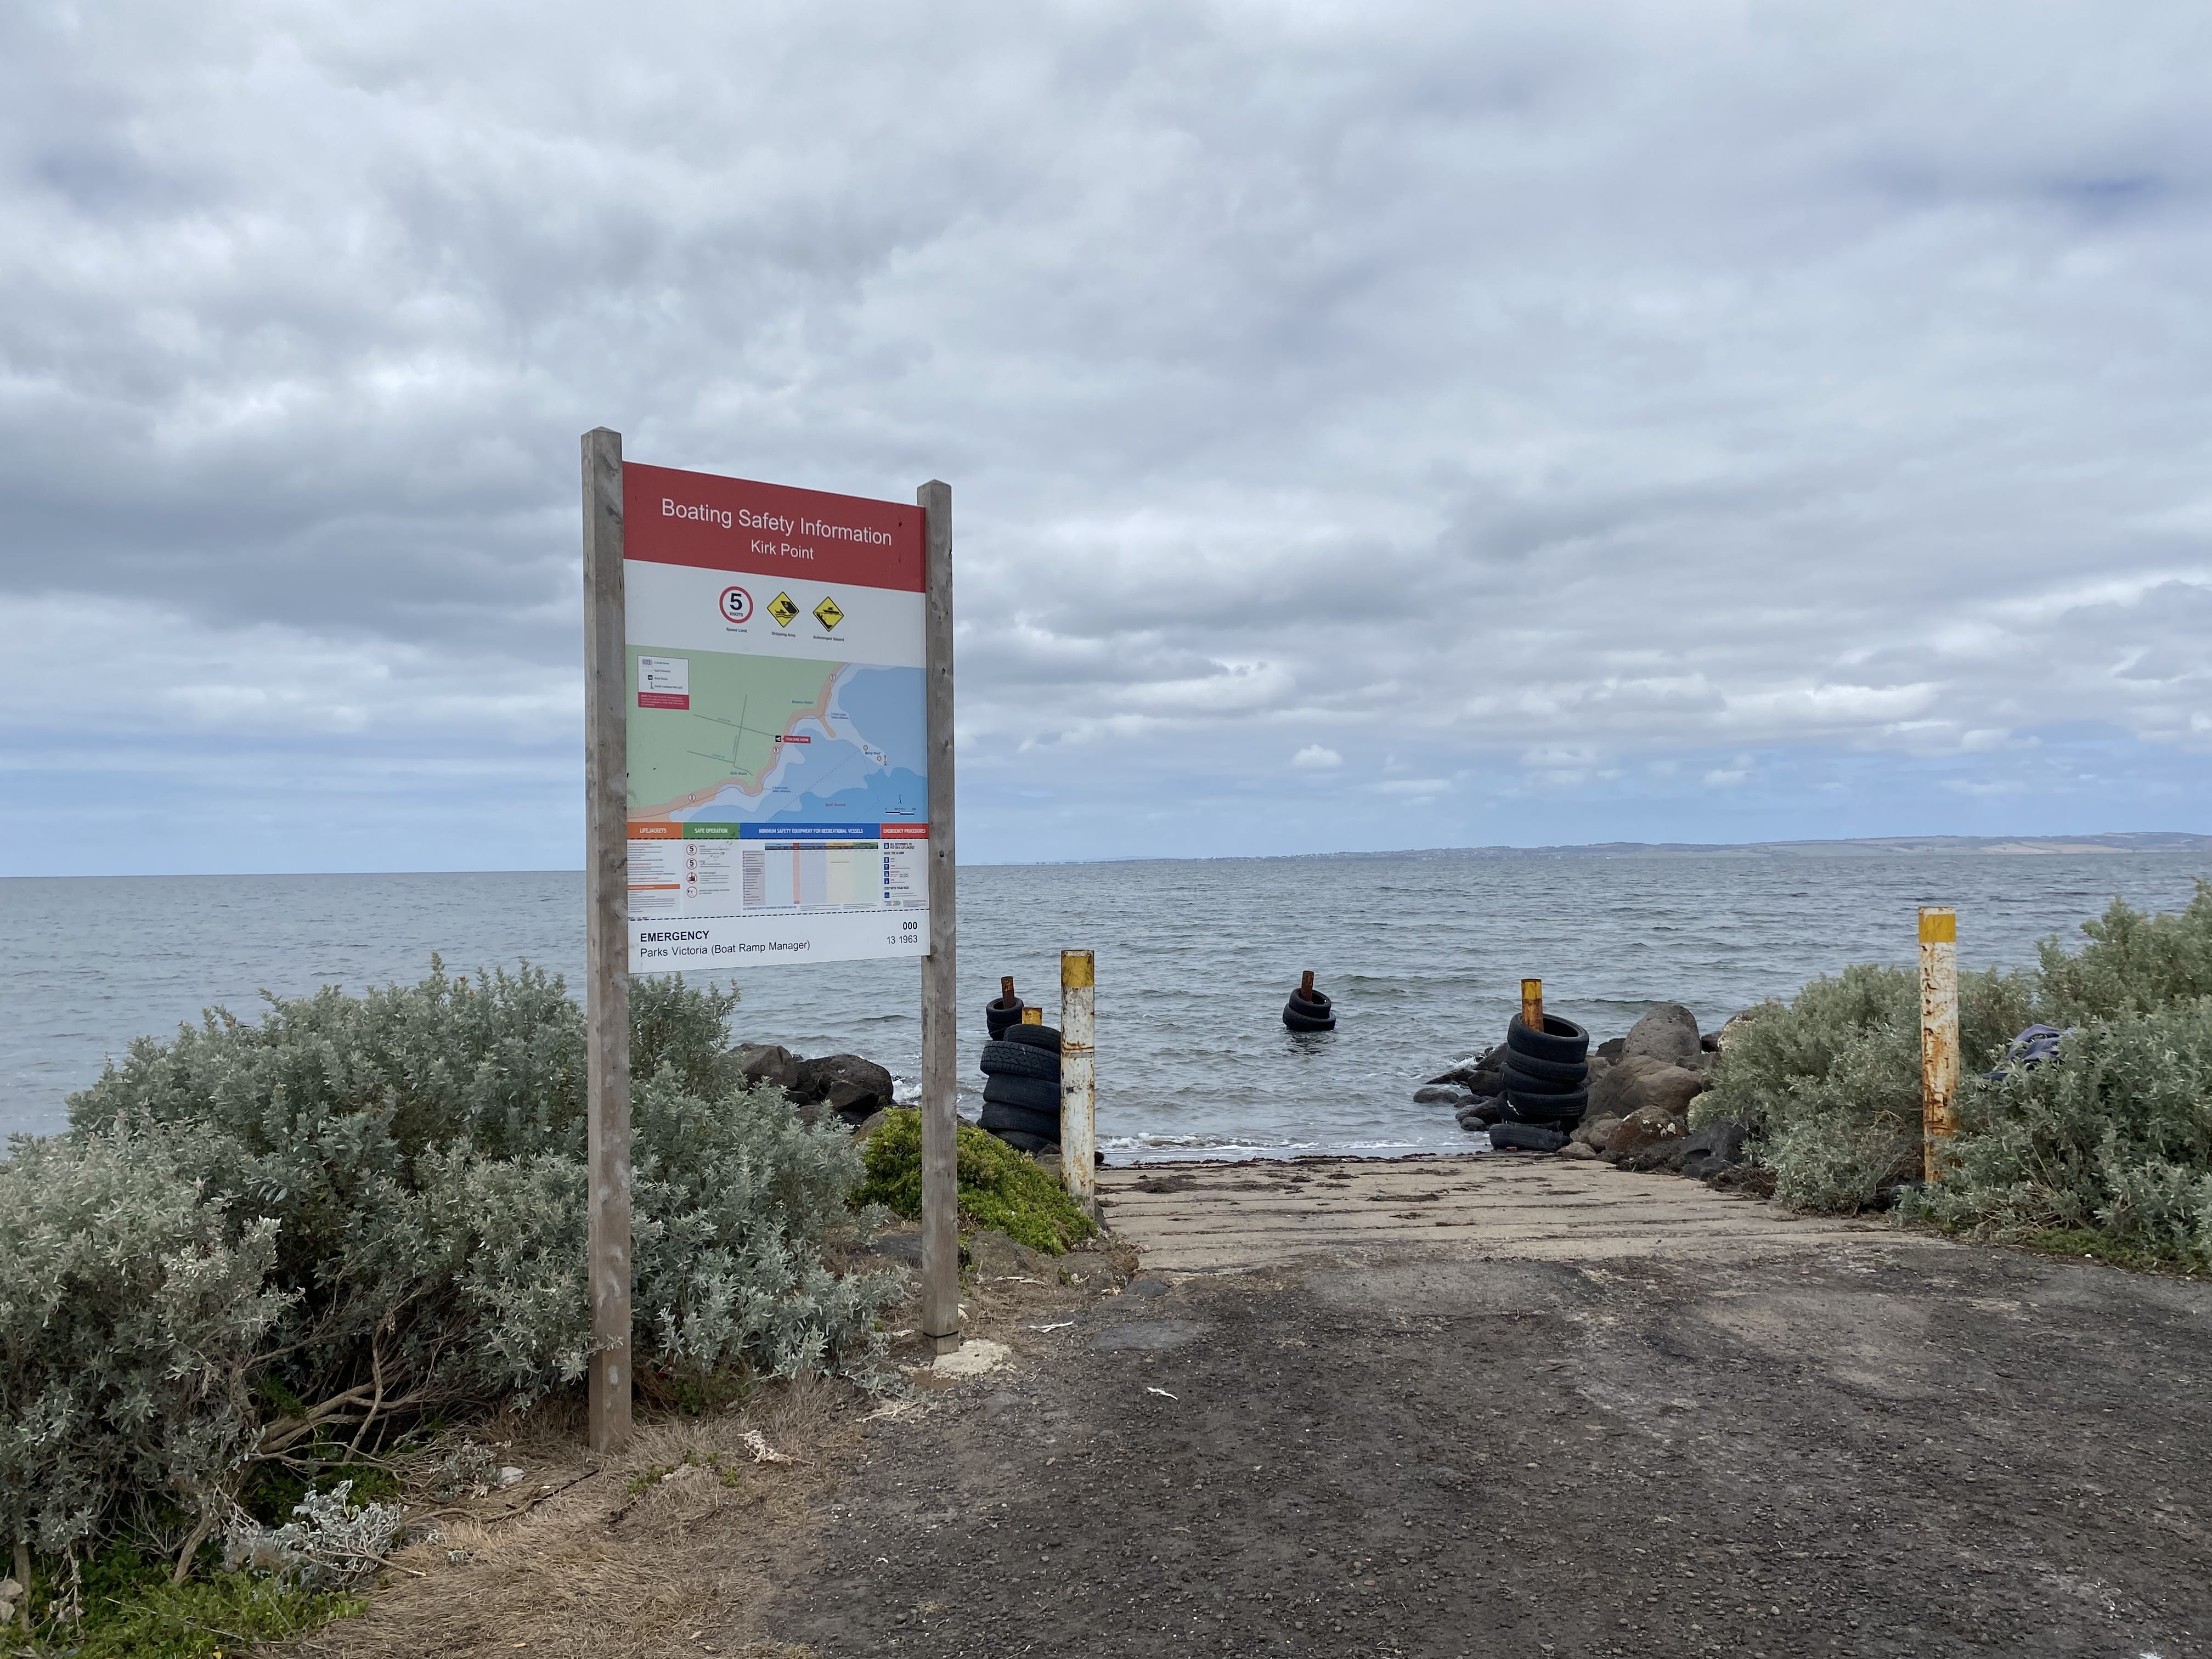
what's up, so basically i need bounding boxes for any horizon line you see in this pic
[3,828,2209,882]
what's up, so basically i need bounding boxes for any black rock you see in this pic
[1489,1122,1570,1154]
[794,1053,896,1117]
[1621,1003,1702,1067]
[1426,1046,1509,1088]
[1414,1085,1476,1107]
[1454,1096,1504,1129]
[1675,1119,1751,1182]
[725,1042,803,1093]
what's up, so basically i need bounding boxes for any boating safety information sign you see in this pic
[622,463,928,969]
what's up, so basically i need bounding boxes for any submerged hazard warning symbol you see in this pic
[766,591,800,628]
[811,594,845,631]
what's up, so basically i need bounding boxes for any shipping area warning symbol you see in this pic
[811,594,845,631]
[766,591,800,628]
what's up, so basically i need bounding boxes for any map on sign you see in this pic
[621,462,930,970]
[625,655,926,829]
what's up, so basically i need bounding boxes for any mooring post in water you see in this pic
[917,479,961,1358]
[1920,906,1960,1181]
[580,427,633,1453]
[1300,969,1315,998]
[1001,974,1015,1002]
[1521,978,1544,1031]
[1061,950,1097,1218]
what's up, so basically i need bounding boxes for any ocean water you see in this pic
[2,853,2205,1160]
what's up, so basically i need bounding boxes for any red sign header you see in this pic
[623,462,924,592]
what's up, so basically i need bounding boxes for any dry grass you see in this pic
[266,1228,1136,1659]
[279,1377,867,1659]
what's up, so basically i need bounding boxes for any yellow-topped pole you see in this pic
[1919,907,1960,1181]
[1060,950,1097,1217]
[1521,978,1544,1033]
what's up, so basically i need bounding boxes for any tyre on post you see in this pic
[985,974,1025,1041]
[1284,968,1336,1032]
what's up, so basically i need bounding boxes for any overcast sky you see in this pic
[2,0,2207,874]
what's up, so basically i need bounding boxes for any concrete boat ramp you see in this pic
[1098,1150,1878,1271]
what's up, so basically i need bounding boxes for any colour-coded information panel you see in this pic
[623,464,929,968]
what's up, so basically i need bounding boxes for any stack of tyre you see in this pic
[1490,1012,1590,1152]
[979,992,1062,1153]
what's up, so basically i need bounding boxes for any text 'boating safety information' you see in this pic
[623,463,928,969]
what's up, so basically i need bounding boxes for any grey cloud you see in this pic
[1,0,2208,868]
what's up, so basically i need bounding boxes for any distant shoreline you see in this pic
[1060,831,2212,868]
[1,831,2207,882]
[1297,831,2212,863]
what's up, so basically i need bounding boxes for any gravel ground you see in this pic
[770,1237,2212,1657]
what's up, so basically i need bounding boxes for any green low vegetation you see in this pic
[0,963,902,1651]
[856,1109,1097,1255]
[2017,1227,2196,1274]
[1697,880,2212,1268]
[3,1547,362,1659]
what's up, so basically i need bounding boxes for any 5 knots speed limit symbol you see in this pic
[718,586,753,625]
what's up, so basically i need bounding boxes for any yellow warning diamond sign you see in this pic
[766,591,799,628]
[811,594,845,631]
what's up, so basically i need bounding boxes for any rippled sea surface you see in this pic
[3,854,2205,1158]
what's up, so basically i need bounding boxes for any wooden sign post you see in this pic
[581,427,633,1454]
[580,435,961,1444]
[918,480,961,1356]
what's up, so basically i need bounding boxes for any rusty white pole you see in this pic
[1919,906,1960,1182]
[1521,977,1544,1032]
[1060,950,1097,1218]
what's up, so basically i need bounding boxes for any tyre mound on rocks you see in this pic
[1415,1001,1759,1184]
[1420,1012,1594,1147]
[1492,1013,1590,1139]
[981,1019,1062,1152]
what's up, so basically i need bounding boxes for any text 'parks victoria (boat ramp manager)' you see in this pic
[621,464,929,968]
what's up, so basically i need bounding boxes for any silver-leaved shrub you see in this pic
[1692,961,2033,1211]
[1699,881,2212,1246]
[2033,884,2212,1023]
[0,1130,291,1560]
[223,1480,407,1589]
[1,963,900,1570]
[1904,996,2212,1260]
